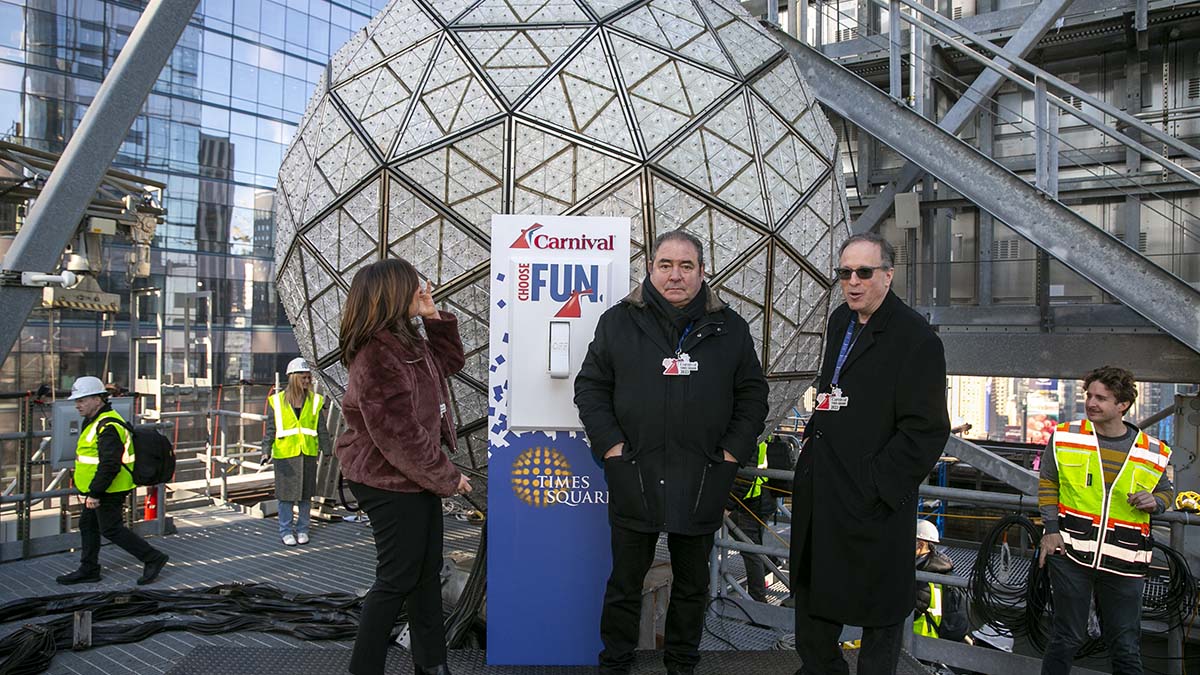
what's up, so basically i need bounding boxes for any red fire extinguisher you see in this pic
[144,488,158,520]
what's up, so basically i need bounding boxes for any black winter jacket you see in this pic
[574,283,769,535]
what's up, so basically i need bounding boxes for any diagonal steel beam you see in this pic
[775,30,1200,354]
[851,0,1075,234]
[943,436,1038,495]
[0,0,200,364]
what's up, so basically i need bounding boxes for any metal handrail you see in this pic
[871,0,1200,182]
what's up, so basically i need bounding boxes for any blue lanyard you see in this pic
[676,321,695,356]
[831,321,864,388]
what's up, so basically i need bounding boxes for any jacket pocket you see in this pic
[1132,466,1161,493]
[692,460,739,527]
[1056,449,1092,487]
[604,455,649,522]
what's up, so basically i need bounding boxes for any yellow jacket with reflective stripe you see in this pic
[1053,419,1171,577]
[75,409,134,494]
[744,441,768,500]
[268,392,323,459]
[913,582,942,638]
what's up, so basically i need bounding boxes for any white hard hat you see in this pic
[916,519,940,544]
[68,376,107,400]
[286,357,310,375]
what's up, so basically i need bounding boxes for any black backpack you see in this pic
[103,419,177,486]
[935,586,971,642]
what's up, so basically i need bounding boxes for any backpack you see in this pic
[935,586,970,642]
[103,419,177,486]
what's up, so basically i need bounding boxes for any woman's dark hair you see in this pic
[339,258,422,365]
[1083,365,1138,407]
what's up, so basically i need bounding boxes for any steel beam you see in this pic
[0,0,200,364]
[939,332,1200,382]
[775,31,1200,354]
[911,635,1110,675]
[851,0,1075,234]
[944,436,1038,495]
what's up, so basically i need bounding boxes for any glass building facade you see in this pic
[0,0,389,391]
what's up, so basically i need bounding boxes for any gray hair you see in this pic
[837,232,896,269]
[649,229,705,268]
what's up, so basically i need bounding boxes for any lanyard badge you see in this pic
[818,321,863,411]
[663,321,700,376]
[663,353,699,376]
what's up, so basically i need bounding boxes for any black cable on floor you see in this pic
[0,584,371,675]
[972,515,1195,661]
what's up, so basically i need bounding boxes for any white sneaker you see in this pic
[296,533,309,545]
[282,534,297,546]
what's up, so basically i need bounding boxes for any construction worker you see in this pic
[56,376,168,585]
[729,438,778,603]
[265,357,330,546]
[1038,366,1174,675]
[913,519,953,638]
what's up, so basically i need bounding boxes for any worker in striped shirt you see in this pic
[1037,366,1174,675]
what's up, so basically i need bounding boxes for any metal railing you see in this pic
[712,464,1197,674]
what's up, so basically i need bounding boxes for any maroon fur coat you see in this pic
[335,312,464,496]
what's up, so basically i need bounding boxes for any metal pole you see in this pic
[19,396,32,559]
[1168,521,1185,675]
[0,0,201,361]
[889,0,902,99]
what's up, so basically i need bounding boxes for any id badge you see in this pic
[662,353,700,376]
[814,386,849,411]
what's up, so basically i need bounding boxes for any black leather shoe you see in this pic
[56,568,101,585]
[137,553,169,585]
[416,666,451,675]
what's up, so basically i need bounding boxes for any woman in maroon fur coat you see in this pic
[335,258,472,675]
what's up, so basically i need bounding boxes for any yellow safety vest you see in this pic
[743,441,769,500]
[268,391,323,460]
[75,409,135,494]
[913,582,942,638]
[1054,419,1171,577]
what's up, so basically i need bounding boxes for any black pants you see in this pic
[1041,555,1145,675]
[793,510,903,675]
[79,491,158,571]
[347,482,446,675]
[730,509,767,602]
[599,525,714,673]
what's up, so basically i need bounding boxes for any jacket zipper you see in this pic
[1088,431,1139,571]
[693,463,709,513]
[407,350,455,452]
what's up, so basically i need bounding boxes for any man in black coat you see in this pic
[791,232,950,675]
[575,229,769,675]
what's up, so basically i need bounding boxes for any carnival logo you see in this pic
[510,223,615,251]
[511,446,607,508]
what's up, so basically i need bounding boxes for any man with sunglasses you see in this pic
[791,232,950,675]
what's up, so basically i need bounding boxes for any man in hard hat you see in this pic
[913,519,953,639]
[1038,366,1174,675]
[56,376,168,585]
[265,357,330,546]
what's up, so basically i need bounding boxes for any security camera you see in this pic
[21,271,78,288]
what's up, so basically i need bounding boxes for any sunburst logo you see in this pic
[511,447,572,507]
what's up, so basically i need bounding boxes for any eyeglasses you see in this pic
[834,266,889,280]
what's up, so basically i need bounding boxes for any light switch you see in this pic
[548,321,570,378]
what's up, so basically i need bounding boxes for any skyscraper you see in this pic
[0,0,388,389]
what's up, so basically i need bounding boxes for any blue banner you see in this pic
[487,431,610,664]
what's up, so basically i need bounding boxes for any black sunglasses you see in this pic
[834,266,889,280]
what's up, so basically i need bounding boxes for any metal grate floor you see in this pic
[163,646,934,674]
[0,505,818,675]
